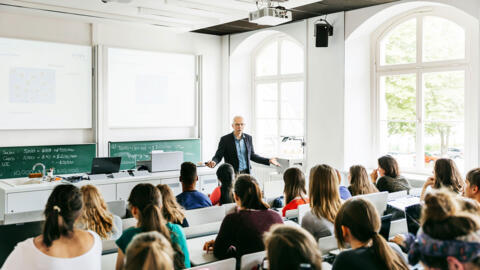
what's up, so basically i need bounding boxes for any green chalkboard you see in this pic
[0,144,96,179]
[109,139,201,170]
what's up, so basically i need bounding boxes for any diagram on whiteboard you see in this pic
[9,67,56,104]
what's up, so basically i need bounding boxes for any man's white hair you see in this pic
[232,115,244,124]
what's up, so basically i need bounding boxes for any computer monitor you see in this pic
[90,157,121,175]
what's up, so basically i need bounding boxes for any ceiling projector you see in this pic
[249,6,292,26]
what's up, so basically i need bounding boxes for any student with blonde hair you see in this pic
[333,198,408,270]
[124,231,174,270]
[157,184,189,227]
[348,165,379,196]
[76,185,122,240]
[301,164,342,240]
[264,225,323,270]
[281,167,309,217]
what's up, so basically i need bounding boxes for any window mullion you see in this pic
[416,70,424,170]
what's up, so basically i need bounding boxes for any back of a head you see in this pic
[309,164,341,223]
[433,158,464,194]
[410,190,480,269]
[180,161,197,186]
[378,155,399,178]
[234,174,269,210]
[125,231,174,270]
[334,198,408,270]
[79,185,113,239]
[156,184,185,224]
[43,184,83,247]
[216,163,235,205]
[265,225,323,270]
[283,167,307,204]
[349,165,378,196]
[467,168,480,189]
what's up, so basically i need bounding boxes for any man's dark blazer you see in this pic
[211,132,270,173]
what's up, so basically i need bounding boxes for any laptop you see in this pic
[379,214,393,240]
[90,157,122,175]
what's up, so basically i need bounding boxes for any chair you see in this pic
[297,204,311,225]
[285,209,299,220]
[102,239,117,255]
[354,191,388,215]
[318,235,338,254]
[184,221,222,239]
[107,200,127,218]
[240,251,266,270]
[101,253,118,270]
[0,220,44,267]
[223,203,237,215]
[189,258,236,270]
[387,190,408,201]
[184,206,225,226]
[389,218,408,240]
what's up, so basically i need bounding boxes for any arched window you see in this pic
[253,35,305,157]
[373,7,474,172]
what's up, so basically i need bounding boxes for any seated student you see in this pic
[3,184,102,270]
[371,155,410,193]
[336,169,352,200]
[408,190,480,270]
[465,168,480,204]
[76,185,122,240]
[282,167,309,217]
[301,164,342,240]
[157,184,189,227]
[264,225,323,270]
[348,165,379,196]
[332,198,408,270]
[124,231,175,270]
[115,183,190,270]
[203,175,283,260]
[209,163,235,206]
[420,158,464,200]
[176,161,212,210]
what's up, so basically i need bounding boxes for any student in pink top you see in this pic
[282,167,309,217]
[209,163,235,205]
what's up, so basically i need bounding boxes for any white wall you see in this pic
[0,9,223,161]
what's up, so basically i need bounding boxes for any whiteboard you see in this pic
[0,37,92,129]
[107,47,196,128]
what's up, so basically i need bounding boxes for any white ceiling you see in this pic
[0,0,321,32]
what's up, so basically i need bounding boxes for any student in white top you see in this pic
[2,184,102,270]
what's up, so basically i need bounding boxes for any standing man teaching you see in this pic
[207,116,280,174]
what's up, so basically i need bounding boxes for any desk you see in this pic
[187,234,218,266]
[388,196,420,211]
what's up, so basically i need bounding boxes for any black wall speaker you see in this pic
[315,21,333,47]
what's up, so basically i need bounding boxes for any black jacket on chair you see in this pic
[211,132,270,173]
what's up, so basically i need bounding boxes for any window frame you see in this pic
[371,6,477,174]
[252,34,306,157]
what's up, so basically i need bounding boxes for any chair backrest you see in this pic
[122,217,137,231]
[387,190,408,201]
[389,218,408,240]
[0,220,44,267]
[185,206,225,226]
[189,257,236,270]
[102,239,117,255]
[240,250,266,270]
[184,221,222,239]
[354,191,388,215]
[107,200,127,218]
[223,203,237,215]
[318,235,338,254]
[285,209,299,220]
[297,204,311,225]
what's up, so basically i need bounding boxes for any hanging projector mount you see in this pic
[248,0,292,26]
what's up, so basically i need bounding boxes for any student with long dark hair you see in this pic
[3,184,102,270]
[465,168,480,203]
[209,163,235,205]
[420,158,464,200]
[409,190,480,269]
[115,183,190,270]
[281,167,309,217]
[332,198,408,270]
[203,175,283,260]
[371,155,410,193]
[348,165,379,196]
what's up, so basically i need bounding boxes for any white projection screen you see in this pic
[0,37,92,129]
[107,47,197,128]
